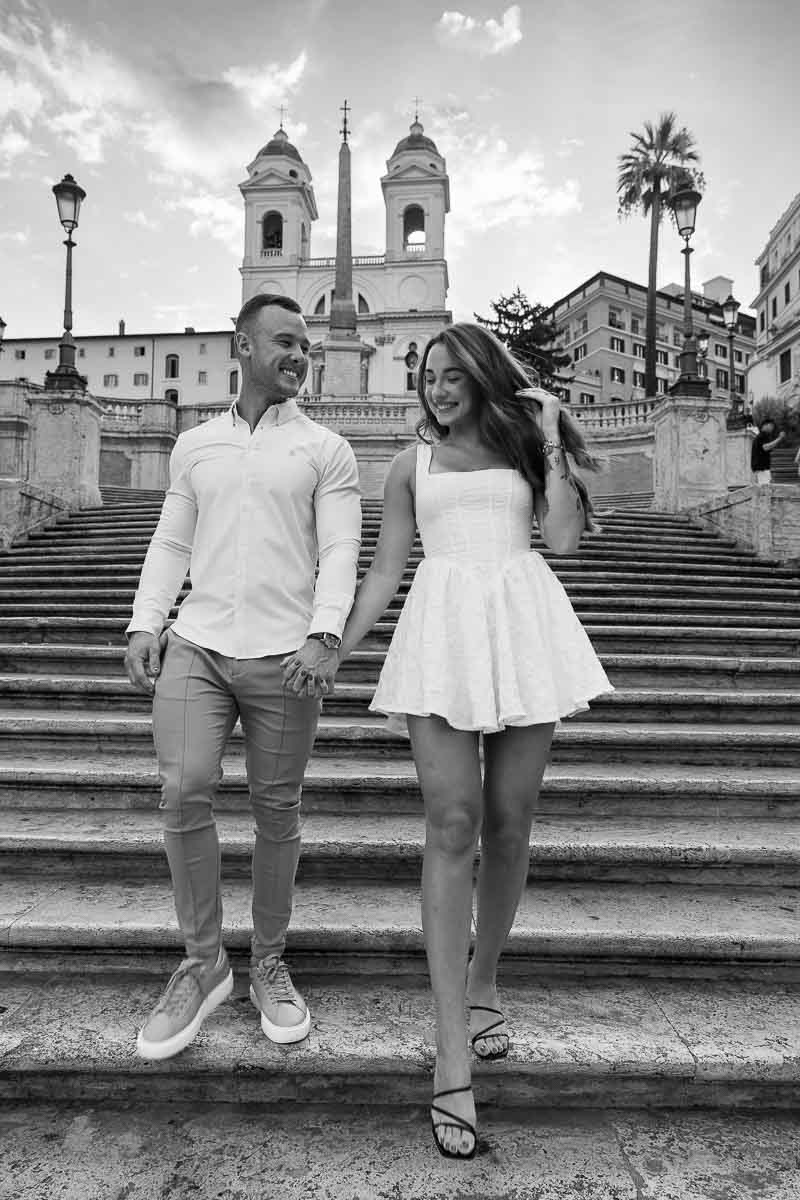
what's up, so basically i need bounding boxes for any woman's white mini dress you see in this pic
[369,442,613,734]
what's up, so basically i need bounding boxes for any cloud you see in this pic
[436,5,523,56]
[223,52,307,110]
[0,228,29,243]
[167,193,243,257]
[124,210,160,231]
[0,127,31,160]
[0,73,45,126]
[556,137,585,159]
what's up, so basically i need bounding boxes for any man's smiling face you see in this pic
[239,304,311,401]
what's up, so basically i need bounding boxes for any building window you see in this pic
[734,350,743,363]
[608,307,624,329]
[229,369,239,395]
[673,328,683,346]
[165,389,179,403]
[358,293,369,314]
[573,343,587,361]
[261,210,283,252]
[610,366,625,384]
[558,388,571,404]
[133,373,149,386]
[785,282,791,305]
[579,391,595,404]
[199,343,207,355]
[714,343,727,359]
[198,371,207,385]
[735,373,745,392]
[14,349,25,360]
[78,348,85,358]
[314,295,326,315]
[610,336,625,353]
[103,374,119,387]
[716,368,729,389]
[780,349,792,383]
[44,348,56,360]
[760,310,766,331]
[229,335,237,359]
[656,350,668,366]
[656,377,668,393]
[633,343,645,358]
[581,316,589,335]
[165,353,179,379]
[772,297,778,319]
[405,343,419,392]
[674,355,681,368]
[630,317,640,335]
[134,345,146,357]
[403,205,426,251]
[633,371,645,389]
[108,347,115,357]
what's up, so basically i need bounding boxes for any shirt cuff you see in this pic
[307,604,350,641]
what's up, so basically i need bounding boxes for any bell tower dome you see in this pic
[239,126,318,302]
[381,119,450,263]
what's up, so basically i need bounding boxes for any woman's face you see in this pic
[423,343,477,430]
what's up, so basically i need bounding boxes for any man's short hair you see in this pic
[235,293,303,333]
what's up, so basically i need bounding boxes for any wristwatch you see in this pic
[308,632,341,650]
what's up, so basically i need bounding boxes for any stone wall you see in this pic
[691,484,800,567]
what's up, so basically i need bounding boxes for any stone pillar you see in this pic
[652,393,730,512]
[26,384,104,508]
[726,424,755,489]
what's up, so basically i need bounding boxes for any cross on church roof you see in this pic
[276,103,288,130]
[413,96,422,122]
[340,99,351,143]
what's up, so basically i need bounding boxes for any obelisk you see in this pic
[323,100,365,395]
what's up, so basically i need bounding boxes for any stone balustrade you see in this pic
[573,396,658,431]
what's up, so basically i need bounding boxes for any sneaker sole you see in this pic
[136,969,234,1061]
[248,985,312,1045]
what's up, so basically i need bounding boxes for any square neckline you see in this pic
[425,443,515,477]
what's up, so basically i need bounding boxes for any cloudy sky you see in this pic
[1,0,798,338]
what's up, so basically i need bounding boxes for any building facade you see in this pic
[748,191,800,407]
[545,271,756,412]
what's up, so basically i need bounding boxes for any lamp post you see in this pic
[668,186,710,398]
[721,292,743,426]
[45,173,87,391]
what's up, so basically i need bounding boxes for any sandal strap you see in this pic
[469,1008,509,1046]
[432,1085,472,1101]
[431,1086,476,1135]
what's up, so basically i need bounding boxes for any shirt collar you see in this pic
[229,397,301,428]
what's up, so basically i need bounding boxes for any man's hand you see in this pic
[280,639,340,698]
[124,631,164,694]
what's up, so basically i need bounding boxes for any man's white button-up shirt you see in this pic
[127,398,361,658]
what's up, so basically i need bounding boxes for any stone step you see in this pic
[2,755,797,819]
[1,649,798,689]
[3,809,799,887]
[1,975,799,1114]
[1,675,797,724]
[1,711,796,766]
[2,874,799,979]
[6,619,800,655]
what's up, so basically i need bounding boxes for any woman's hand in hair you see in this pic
[515,387,562,436]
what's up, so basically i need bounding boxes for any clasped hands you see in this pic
[280,638,340,698]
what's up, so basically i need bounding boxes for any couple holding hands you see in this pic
[124,292,610,1160]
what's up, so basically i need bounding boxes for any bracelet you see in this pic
[542,439,565,457]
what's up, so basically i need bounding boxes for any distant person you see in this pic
[124,293,361,1061]
[288,322,612,1159]
[751,417,785,484]
[793,444,800,481]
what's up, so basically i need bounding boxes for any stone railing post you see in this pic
[652,392,731,512]
[26,382,104,509]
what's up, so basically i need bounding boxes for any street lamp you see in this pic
[668,185,710,397]
[721,293,743,425]
[44,173,87,391]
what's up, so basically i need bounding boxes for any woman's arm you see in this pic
[339,448,418,659]
[522,388,586,554]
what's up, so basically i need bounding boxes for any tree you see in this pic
[475,287,572,392]
[617,112,704,397]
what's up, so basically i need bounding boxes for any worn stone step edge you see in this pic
[1,975,799,1108]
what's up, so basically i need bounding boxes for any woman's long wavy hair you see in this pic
[416,322,604,530]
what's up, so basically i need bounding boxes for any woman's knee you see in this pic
[481,806,530,860]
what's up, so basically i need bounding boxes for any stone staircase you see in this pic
[2,489,800,1123]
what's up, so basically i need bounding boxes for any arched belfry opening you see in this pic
[403,204,426,252]
[262,211,283,254]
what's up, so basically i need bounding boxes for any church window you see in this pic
[262,211,283,253]
[358,293,369,314]
[314,295,326,315]
[300,223,309,261]
[229,369,239,394]
[165,354,180,379]
[405,342,419,391]
[403,205,426,252]
[165,389,179,403]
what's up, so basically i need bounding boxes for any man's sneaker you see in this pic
[249,955,311,1044]
[136,948,233,1061]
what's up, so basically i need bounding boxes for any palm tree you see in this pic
[617,113,704,397]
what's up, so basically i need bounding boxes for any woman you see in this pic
[286,322,612,1158]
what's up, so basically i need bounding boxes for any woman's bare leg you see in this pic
[468,722,555,1055]
[408,714,483,1156]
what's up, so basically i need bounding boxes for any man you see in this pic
[124,294,361,1060]
[750,417,785,484]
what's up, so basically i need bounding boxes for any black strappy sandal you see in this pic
[430,1085,477,1160]
[469,1004,510,1061]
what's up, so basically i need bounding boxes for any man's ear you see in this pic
[234,329,249,357]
